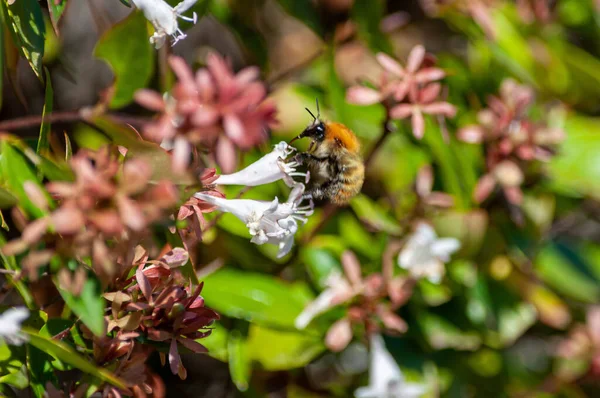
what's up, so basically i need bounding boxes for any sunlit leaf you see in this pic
[417,312,481,351]
[350,194,402,235]
[37,68,53,157]
[200,323,229,362]
[535,244,600,303]
[23,328,126,389]
[1,0,45,80]
[351,0,392,53]
[94,10,154,108]
[201,268,312,329]
[57,274,106,337]
[48,0,69,34]
[0,141,49,219]
[228,331,250,392]
[247,324,325,371]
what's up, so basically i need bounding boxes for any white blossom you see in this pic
[398,222,460,284]
[194,183,313,258]
[0,307,29,346]
[130,0,198,49]
[214,142,308,187]
[295,270,355,329]
[355,334,426,398]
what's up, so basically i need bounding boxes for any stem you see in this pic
[0,110,151,132]
[302,105,393,243]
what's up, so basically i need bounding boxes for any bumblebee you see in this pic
[290,102,365,205]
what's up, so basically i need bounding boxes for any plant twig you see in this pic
[0,110,151,132]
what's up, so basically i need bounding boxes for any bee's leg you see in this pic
[295,153,330,166]
[308,179,343,202]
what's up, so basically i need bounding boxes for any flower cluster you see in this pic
[457,78,564,206]
[193,141,312,258]
[102,246,219,382]
[347,45,456,139]
[135,54,277,172]
[295,225,460,352]
[556,306,600,379]
[2,147,179,284]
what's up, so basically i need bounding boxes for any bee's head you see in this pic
[289,100,326,148]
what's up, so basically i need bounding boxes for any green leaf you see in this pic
[1,0,45,80]
[350,194,402,235]
[0,187,17,208]
[27,344,57,398]
[228,331,251,392]
[57,274,106,336]
[247,324,325,371]
[0,141,49,219]
[421,118,469,209]
[200,323,229,362]
[535,244,600,303]
[351,0,392,53]
[201,268,312,329]
[38,154,75,182]
[0,233,34,308]
[48,0,69,34]
[94,10,154,109]
[37,68,53,156]
[417,312,481,351]
[39,318,74,339]
[548,113,600,199]
[0,344,28,389]
[339,213,382,259]
[23,328,127,389]
[64,132,72,161]
[301,246,341,289]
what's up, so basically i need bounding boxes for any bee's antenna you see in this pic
[315,98,320,118]
[305,107,317,122]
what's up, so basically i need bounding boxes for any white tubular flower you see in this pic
[130,0,198,49]
[214,142,308,187]
[398,222,460,284]
[295,270,354,330]
[355,334,426,398]
[0,307,29,346]
[194,184,313,258]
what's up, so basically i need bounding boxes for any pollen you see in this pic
[325,122,361,153]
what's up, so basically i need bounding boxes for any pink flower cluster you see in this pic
[135,53,277,172]
[457,79,564,206]
[346,45,456,139]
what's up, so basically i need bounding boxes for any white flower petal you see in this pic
[398,383,428,398]
[369,334,403,392]
[397,222,457,283]
[430,237,461,261]
[195,183,313,258]
[354,386,379,398]
[355,334,427,398]
[0,307,29,346]
[295,288,338,329]
[214,142,305,187]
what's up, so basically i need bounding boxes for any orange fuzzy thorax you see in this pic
[324,122,360,153]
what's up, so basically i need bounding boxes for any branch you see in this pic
[0,110,151,132]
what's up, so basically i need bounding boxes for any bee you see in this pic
[290,101,365,205]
